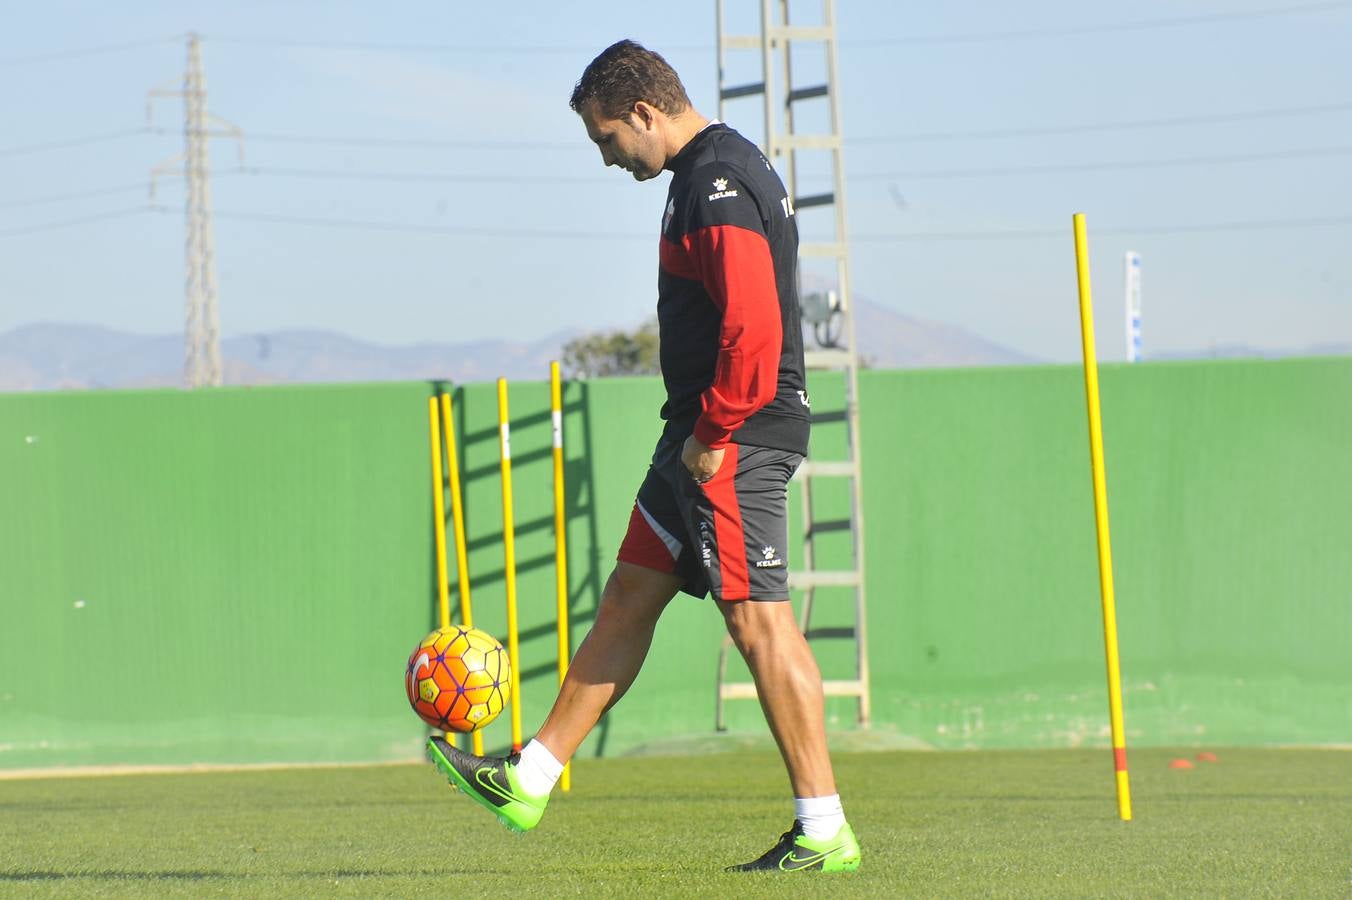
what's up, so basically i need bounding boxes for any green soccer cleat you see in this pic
[726,820,861,873]
[426,736,548,833]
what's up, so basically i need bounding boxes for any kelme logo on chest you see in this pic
[708,176,738,202]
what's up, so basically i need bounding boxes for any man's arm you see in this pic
[681,211,782,449]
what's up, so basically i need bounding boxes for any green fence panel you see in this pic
[858,358,1352,749]
[0,383,434,767]
[2,357,1348,770]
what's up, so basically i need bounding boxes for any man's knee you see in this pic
[722,600,797,657]
[597,562,681,625]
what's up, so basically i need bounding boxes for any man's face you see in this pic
[579,99,664,182]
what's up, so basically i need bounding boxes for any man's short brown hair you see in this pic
[569,40,692,120]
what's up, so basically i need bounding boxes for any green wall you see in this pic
[854,358,1352,749]
[0,384,434,767]
[2,358,1349,770]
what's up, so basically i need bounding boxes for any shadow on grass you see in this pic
[0,868,494,881]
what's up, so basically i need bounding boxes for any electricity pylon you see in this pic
[149,32,242,389]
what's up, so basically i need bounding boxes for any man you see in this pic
[428,39,860,874]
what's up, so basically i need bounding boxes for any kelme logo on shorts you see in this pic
[755,545,783,569]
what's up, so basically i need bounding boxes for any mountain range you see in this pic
[0,296,1035,391]
[1,297,1343,392]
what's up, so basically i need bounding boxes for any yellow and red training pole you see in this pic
[550,362,573,792]
[427,396,456,749]
[1073,212,1133,822]
[439,391,483,757]
[497,378,524,752]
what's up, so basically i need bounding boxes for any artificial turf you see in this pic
[1,748,1349,897]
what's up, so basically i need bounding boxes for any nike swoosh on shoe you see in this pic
[476,766,527,805]
[779,848,831,870]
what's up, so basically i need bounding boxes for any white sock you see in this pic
[794,794,846,840]
[513,739,564,798]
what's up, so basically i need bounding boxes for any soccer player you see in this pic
[428,39,860,874]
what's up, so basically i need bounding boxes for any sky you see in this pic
[1,1,1350,364]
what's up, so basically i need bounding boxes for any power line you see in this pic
[0,36,180,68]
[202,35,646,55]
[851,100,1352,144]
[233,145,1352,189]
[202,130,578,151]
[0,207,150,238]
[852,215,1352,242]
[0,128,149,158]
[9,96,1346,165]
[240,165,611,185]
[4,202,1344,243]
[196,207,1352,242]
[1103,215,1352,236]
[851,1,1352,46]
[0,184,150,210]
[3,146,1344,224]
[206,209,637,240]
[1,4,1346,72]
[204,99,1352,149]
[854,146,1352,181]
[202,3,1352,54]
[0,171,232,211]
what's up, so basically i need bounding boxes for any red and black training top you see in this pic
[656,122,810,456]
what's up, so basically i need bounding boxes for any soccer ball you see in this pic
[405,625,510,733]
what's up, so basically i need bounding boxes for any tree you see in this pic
[561,319,660,378]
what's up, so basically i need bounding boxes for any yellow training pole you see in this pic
[439,392,483,756]
[427,397,456,748]
[550,362,573,792]
[1073,212,1133,822]
[428,397,452,629]
[497,378,524,752]
[440,394,474,628]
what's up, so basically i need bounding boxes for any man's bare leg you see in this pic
[534,561,683,762]
[427,561,681,832]
[720,599,835,798]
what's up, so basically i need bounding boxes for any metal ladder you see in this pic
[714,0,871,731]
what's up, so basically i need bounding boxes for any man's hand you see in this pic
[681,435,725,484]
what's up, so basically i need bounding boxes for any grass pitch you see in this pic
[1,748,1349,897]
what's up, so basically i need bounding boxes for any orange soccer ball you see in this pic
[405,625,510,733]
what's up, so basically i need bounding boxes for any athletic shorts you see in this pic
[617,437,803,601]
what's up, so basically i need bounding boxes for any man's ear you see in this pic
[631,101,658,130]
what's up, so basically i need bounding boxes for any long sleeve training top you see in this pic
[656,122,810,455]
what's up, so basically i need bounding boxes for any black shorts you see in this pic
[617,437,803,601]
